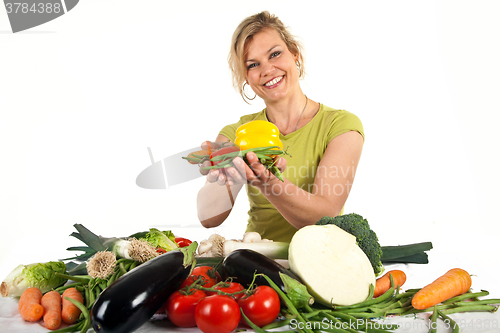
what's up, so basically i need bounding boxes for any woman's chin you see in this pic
[262,90,289,103]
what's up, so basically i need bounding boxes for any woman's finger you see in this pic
[245,152,268,181]
[205,168,220,183]
[228,158,248,183]
[216,170,227,186]
[275,156,287,173]
[200,161,212,176]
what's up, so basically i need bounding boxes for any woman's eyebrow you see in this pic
[245,45,280,63]
[267,45,280,53]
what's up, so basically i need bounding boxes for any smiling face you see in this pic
[244,28,300,103]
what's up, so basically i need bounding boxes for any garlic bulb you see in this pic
[198,239,213,256]
[208,234,226,257]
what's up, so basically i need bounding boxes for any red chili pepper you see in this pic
[156,247,167,254]
[210,146,241,166]
[174,237,193,248]
[211,146,241,157]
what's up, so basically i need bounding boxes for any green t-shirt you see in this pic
[219,104,364,242]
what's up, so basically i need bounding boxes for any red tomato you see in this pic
[165,289,206,327]
[205,282,245,300]
[238,285,280,327]
[180,266,221,289]
[194,295,240,333]
[175,237,192,248]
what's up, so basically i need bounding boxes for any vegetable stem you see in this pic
[454,299,500,306]
[49,321,85,333]
[333,276,394,310]
[257,273,314,333]
[429,306,438,333]
[440,304,498,315]
[442,290,489,303]
[55,273,92,284]
[240,308,269,333]
[437,310,460,333]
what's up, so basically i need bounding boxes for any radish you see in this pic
[288,224,375,306]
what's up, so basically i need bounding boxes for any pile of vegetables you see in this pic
[2,215,499,333]
[1,224,196,332]
[183,120,289,181]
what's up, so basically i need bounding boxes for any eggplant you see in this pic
[91,243,196,333]
[221,249,302,293]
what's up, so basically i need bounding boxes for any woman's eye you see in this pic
[247,63,258,70]
[270,51,281,58]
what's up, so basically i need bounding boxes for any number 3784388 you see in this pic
[5,2,62,14]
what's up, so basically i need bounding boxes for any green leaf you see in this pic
[59,252,95,262]
[69,232,85,243]
[73,224,106,251]
[66,246,94,252]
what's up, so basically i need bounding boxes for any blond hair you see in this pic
[228,11,305,103]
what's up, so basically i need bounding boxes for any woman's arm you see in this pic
[196,134,246,228]
[244,130,364,229]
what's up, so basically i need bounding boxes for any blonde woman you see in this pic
[197,11,364,242]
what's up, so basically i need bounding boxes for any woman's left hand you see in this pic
[244,152,287,187]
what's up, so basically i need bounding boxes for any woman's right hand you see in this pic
[199,140,247,186]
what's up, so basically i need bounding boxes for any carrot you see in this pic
[62,287,84,324]
[18,287,44,322]
[412,268,472,310]
[41,290,62,330]
[374,270,407,297]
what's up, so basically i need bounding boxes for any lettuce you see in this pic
[1,261,67,297]
[141,228,178,252]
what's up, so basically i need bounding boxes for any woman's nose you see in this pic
[261,61,275,76]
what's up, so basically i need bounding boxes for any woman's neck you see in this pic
[265,93,317,135]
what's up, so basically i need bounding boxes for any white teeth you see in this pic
[265,76,283,86]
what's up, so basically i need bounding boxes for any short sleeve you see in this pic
[327,110,364,143]
[219,123,239,142]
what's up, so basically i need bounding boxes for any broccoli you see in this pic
[315,213,384,275]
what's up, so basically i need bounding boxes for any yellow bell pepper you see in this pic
[234,120,283,151]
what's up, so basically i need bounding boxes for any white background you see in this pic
[1,0,499,314]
